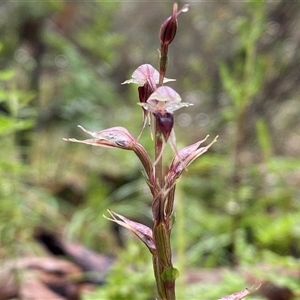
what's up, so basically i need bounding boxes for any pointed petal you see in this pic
[165,101,193,113]
[177,4,190,15]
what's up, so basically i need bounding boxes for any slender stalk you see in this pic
[159,45,168,86]
[153,119,171,300]
[153,255,168,300]
[152,43,177,298]
[155,123,164,189]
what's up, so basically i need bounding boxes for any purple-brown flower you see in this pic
[143,86,191,114]
[140,86,193,141]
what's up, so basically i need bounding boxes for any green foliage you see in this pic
[83,240,155,300]
[1,1,300,299]
[183,270,264,300]
[219,2,266,115]
[256,118,273,161]
[0,65,64,258]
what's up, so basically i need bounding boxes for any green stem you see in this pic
[152,119,177,300]
[153,221,176,300]
[153,255,167,299]
[155,123,164,189]
[152,38,177,300]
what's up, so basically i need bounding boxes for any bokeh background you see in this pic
[1,1,300,299]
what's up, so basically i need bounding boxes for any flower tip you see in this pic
[180,4,190,13]
[63,138,77,142]
[173,3,178,14]
[77,125,91,135]
[121,79,133,85]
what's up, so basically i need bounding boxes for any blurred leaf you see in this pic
[256,118,273,161]
[0,69,15,81]
[0,115,35,134]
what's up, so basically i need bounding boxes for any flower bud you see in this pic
[160,15,177,46]
[159,3,190,46]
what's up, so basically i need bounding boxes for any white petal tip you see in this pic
[63,138,78,142]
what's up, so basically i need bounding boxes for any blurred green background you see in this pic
[1,1,300,299]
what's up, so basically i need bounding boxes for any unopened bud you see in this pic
[159,4,178,46]
[159,3,190,46]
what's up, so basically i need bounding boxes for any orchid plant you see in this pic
[64,3,258,300]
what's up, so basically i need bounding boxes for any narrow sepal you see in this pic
[218,284,260,300]
[104,209,156,254]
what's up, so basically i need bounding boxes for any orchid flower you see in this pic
[143,86,192,115]
[122,64,176,140]
[141,86,193,166]
[140,85,193,141]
